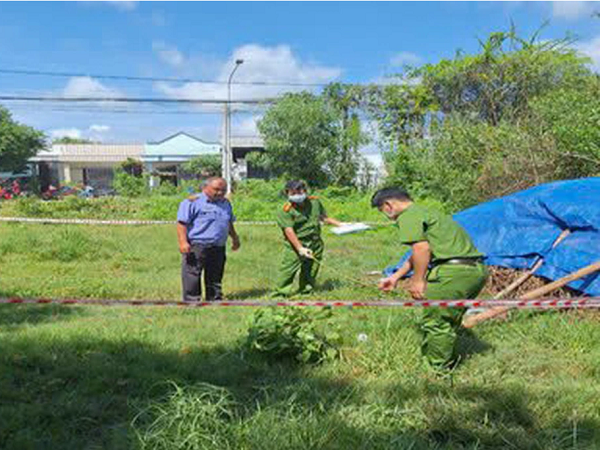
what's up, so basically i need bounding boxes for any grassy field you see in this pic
[1,223,600,449]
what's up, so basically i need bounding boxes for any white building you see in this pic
[30,132,265,190]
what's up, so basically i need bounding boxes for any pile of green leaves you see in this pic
[246,307,341,364]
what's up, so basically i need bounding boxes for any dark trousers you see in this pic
[181,244,226,301]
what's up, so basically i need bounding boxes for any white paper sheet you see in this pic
[331,223,371,235]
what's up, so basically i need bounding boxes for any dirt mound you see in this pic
[482,266,581,298]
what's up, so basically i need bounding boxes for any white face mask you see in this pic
[288,193,307,204]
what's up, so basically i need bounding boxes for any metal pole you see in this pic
[226,59,244,194]
[221,103,228,184]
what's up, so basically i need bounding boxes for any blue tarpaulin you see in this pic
[384,177,600,296]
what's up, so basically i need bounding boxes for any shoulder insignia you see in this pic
[308,195,318,200]
[283,202,293,212]
[187,194,199,201]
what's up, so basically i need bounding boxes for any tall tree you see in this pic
[322,83,370,186]
[257,92,338,187]
[0,105,45,172]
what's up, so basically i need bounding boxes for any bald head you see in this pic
[203,177,227,201]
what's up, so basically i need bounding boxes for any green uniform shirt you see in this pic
[396,203,482,263]
[276,197,326,241]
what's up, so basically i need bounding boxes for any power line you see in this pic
[0,68,330,87]
[6,106,226,115]
[7,104,267,115]
[0,95,275,105]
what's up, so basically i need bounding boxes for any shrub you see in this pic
[246,307,341,364]
[112,171,148,198]
[153,182,178,197]
[13,196,44,217]
[119,158,144,177]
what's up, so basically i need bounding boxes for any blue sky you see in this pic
[0,1,599,148]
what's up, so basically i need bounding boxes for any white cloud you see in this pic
[552,1,598,20]
[50,128,83,140]
[577,35,600,71]
[89,124,111,133]
[154,44,341,102]
[62,76,123,98]
[49,125,111,142]
[234,115,262,136]
[152,41,186,68]
[390,51,422,67]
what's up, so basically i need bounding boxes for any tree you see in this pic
[322,83,371,186]
[415,30,589,125]
[529,80,600,179]
[52,137,94,144]
[182,154,221,178]
[0,105,45,172]
[112,170,147,197]
[257,92,338,187]
[358,81,433,150]
[119,158,144,177]
[380,29,598,209]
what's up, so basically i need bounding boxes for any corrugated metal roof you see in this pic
[29,133,263,164]
[230,136,264,148]
[31,144,144,163]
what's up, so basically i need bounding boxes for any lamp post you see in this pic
[225,58,244,194]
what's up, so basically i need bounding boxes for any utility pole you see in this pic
[224,59,244,194]
[221,103,228,186]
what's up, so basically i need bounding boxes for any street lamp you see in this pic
[225,58,244,194]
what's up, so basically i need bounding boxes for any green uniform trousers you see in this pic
[274,239,324,297]
[420,263,488,370]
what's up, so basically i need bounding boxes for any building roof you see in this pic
[143,131,220,162]
[230,136,264,149]
[31,144,144,163]
[148,131,220,146]
[29,132,263,164]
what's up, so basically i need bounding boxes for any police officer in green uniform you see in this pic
[372,187,488,370]
[274,180,342,297]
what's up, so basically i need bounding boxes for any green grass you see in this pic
[0,189,389,223]
[1,223,600,449]
[0,222,398,301]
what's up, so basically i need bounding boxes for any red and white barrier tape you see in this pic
[0,217,386,227]
[0,296,598,309]
[0,216,263,226]
[0,216,174,225]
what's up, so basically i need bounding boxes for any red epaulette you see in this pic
[308,195,318,200]
[283,202,293,212]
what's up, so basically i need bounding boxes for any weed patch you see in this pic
[246,307,341,363]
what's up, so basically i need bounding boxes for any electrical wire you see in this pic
[0,68,330,87]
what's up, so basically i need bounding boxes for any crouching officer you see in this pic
[372,187,488,370]
[176,177,240,301]
[274,180,342,297]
